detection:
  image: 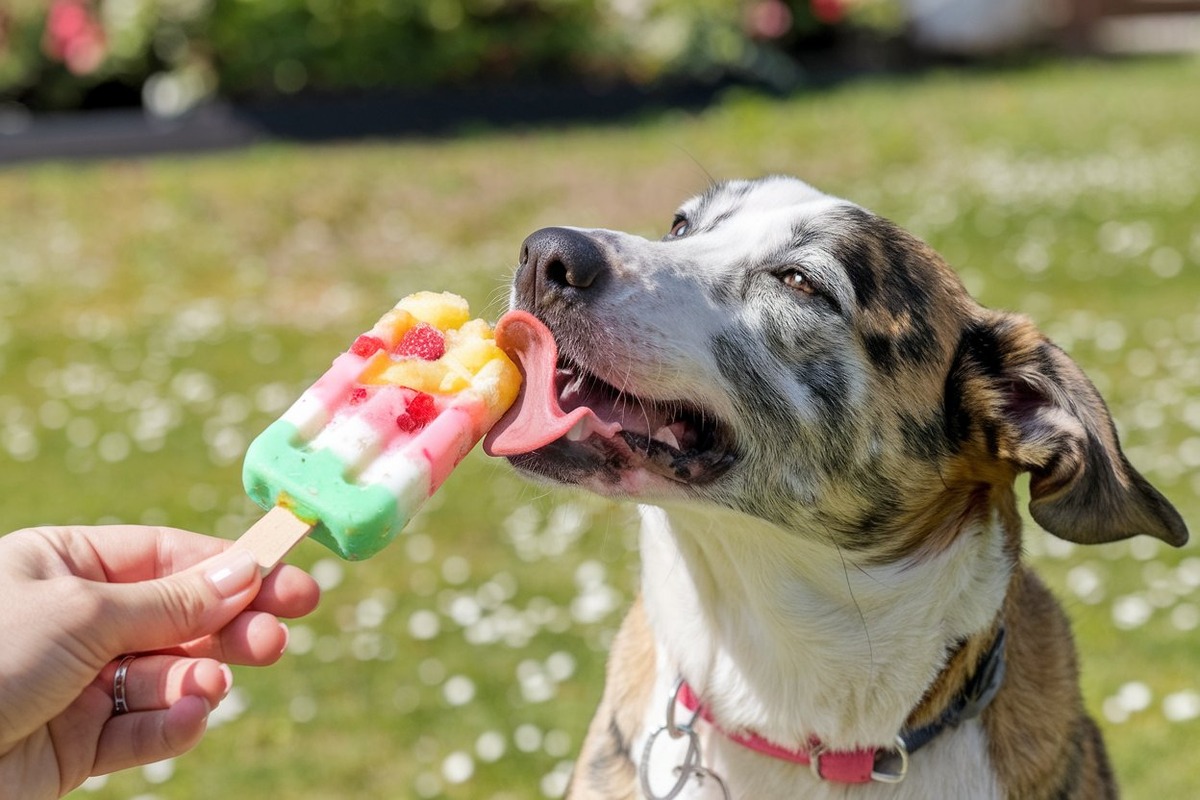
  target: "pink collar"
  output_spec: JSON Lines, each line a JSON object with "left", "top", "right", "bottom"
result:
{"left": 676, "top": 681, "right": 906, "bottom": 784}
{"left": 673, "top": 625, "right": 1007, "bottom": 785}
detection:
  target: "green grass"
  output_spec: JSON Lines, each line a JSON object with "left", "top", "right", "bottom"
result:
{"left": 1, "top": 55, "right": 1198, "bottom": 799}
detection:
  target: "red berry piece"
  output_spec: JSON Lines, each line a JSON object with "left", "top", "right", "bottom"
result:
{"left": 408, "top": 392, "right": 437, "bottom": 424}
{"left": 350, "top": 334, "right": 386, "bottom": 357}
{"left": 349, "top": 387, "right": 368, "bottom": 405}
{"left": 393, "top": 323, "right": 446, "bottom": 361}
{"left": 396, "top": 391, "right": 438, "bottom": 432}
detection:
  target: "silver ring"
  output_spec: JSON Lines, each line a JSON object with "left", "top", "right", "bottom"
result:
{"left": 112, "top": 655, "right": 136, "bottom": 715}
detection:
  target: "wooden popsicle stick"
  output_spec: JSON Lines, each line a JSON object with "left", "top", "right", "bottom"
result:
{"left": 237, "top": 505, "right": 315, "bottom": 575}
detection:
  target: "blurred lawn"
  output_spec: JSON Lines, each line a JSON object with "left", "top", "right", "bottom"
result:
{"left": 2, "top": 56, "right": 1198, "bottom": 799}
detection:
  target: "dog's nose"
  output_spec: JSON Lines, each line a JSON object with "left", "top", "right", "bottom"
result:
{"left": 518, "top": 227, "right": 608, "bottom": 302}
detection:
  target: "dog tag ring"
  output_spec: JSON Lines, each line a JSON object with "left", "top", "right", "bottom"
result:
{"left": 639, "top": 678, "right": 731, "bottom": 800}
{"left": 639, "top": 724, "right": 702, "bottom": 800}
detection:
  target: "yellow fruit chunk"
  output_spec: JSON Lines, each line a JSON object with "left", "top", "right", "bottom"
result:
{"left": 362, "top": 358, "right": 446, "bottom": 394}
{"left": 355, "top": 291, "right": 519, "bottom": 413}
{"left": 476, "top": 357, "right": 522, "bottom": 412}
{"left": 369, "top": 308, "right": 416, "bottom": 346}
{"left": 396, "top": 291, "right": 471, "bottom": 331}
{"left": 447, "top": 335, "right": 500, "bottom": 376}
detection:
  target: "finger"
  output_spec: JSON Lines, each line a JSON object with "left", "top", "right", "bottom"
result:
{"left": 165, "top": 611, "right": 291, "bottom": 666}
{"left": 96, "top": 655, "right": 233, "bottom": 713}
{"left": 42, "top": 527, "right": 319, "bottom": 608}
{"left": 93, "top": 696, "right": 211, "bottom": 776}
{"left": 39, "top": 525, "right": 231, "bottom": 583}
{"left": 250, "top": 563, "right": 321, "bottom": 618}
{"left": 94, "top": 548, "right": 261, "bottom": 656}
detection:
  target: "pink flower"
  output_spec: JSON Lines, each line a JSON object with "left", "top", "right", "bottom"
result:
{"left": 43, "top": 0, "right": 107, "bottom": 76}
{"left": 746, "top": 0, "right": 794, "bottom": 40}
{"left": 811, "top": 0, "right": 845, "bottom": 25}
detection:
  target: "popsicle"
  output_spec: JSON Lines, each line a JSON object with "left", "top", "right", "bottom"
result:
{"left": 238, "top": 291, "right": 521, "bottom": 568}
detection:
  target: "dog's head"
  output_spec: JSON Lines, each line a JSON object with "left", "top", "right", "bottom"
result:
{"left": 485, "top": 176, "right": 1187, "bottom": 557}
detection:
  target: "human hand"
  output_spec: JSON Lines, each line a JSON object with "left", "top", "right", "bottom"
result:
{"left": 0, "top": 525, "right": 321, "bottom": 799}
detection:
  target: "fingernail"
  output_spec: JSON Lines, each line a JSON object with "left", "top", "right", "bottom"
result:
{"left": 204, "top": 549, "right": 259, "bottom": 598}
{"left": 219, "top": 664, "right": 234, "bottom": 699}
{"left": 279, "top": 622, "right": 291, "bottom": 653}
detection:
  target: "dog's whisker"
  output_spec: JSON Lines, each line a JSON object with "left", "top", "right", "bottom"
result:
{"left": 834, "top": 540, "right": 877, "bottom": 683}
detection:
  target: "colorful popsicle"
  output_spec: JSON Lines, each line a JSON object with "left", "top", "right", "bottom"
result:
{"left": 238, "top": 291, "right": 521, "bottom": 567}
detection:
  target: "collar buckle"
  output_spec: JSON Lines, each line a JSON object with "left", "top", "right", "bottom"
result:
{"left": 868, "top": 736, "right": 909, "bottom": 784}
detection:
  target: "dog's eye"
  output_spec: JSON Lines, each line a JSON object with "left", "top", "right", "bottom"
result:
{"left": 668, "top": 216, "right": 690, "bottom": 238}
{"left": 780, "top": 269, "right": 817, "bottom": 296}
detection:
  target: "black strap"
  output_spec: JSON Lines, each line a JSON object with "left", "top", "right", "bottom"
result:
{"left": 900, "top": 625, "right": 1007, "bottom": 756}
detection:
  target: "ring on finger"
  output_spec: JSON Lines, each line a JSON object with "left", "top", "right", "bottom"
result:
{"left": 112, "top": 655, "right": 136, "bottom": 715}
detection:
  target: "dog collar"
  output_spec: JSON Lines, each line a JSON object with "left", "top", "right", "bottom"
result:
{"left": 675, "top": 626, "right": 1007, "bottom": 785}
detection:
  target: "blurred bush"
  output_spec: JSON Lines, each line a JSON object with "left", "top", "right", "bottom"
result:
{"left": 0, "top": 0, "right": 900, "bottom": 115}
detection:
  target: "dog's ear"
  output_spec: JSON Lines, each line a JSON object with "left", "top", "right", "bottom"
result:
{"left": 947, "top": 313, "right": 1188, "bottom": 547}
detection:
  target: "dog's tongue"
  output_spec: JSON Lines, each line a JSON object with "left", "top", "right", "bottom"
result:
{"left": 483, "top": 311, "right": 610, "bottom": 456}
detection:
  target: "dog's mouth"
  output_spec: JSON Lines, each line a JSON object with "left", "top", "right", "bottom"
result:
{"left": 482, "top": 311, "right": 735, "bottom": 487}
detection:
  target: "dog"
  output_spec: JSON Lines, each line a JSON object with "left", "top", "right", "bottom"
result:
{"left": 482, "top": 176, "right": 1189, "bottom": 798}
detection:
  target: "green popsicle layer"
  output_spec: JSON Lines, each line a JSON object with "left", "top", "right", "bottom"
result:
{"left": 243, "top": 419, "right": 404, "bottom": 560}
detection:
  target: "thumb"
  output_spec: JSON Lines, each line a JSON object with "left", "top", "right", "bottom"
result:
{"left": 96, "top": 547, "right": 262, "bottom": 656}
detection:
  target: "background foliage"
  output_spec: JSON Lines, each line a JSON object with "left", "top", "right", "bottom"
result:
{"left": 0, "top": 55, "right": 1197, "bottom": 799}
{"left": 0, "top": 0, "right": 880, "bottom": 113}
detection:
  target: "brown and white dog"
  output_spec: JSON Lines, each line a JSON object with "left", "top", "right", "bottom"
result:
{"left": 483, "top": 176, "right": 1189, "bottom": 799}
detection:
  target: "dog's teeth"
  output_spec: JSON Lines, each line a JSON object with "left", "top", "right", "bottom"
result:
{"left": 653, "top": 425, "right": 681, "bottom": 450}
{"left": 556, "top": 369, "right": 583, "bottom": 399}
{"left": 567, "top": 418, "right": 589, "bottom": 441}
